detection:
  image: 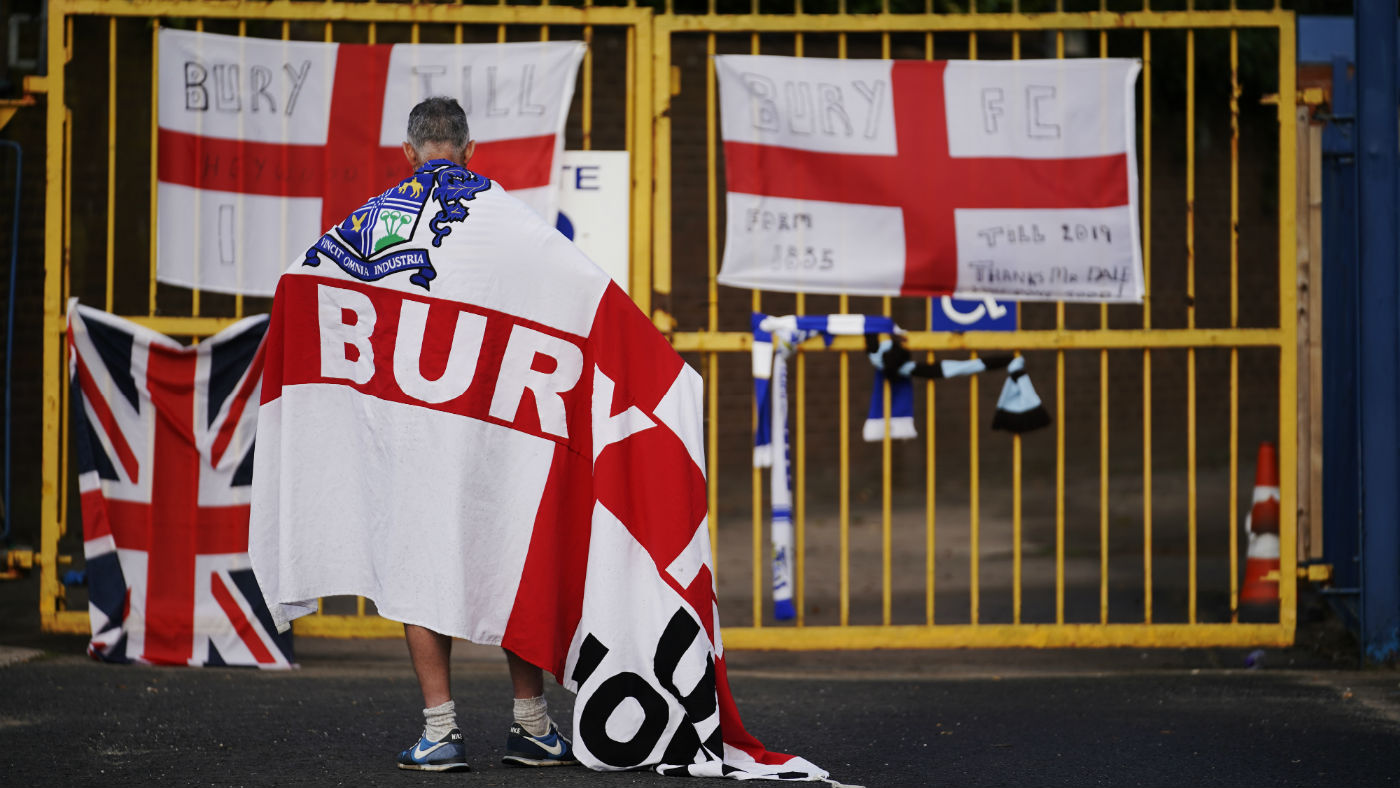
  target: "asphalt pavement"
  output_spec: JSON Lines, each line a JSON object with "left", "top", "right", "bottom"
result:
{"left": 3, "top": 575, "right": 1398, "bottom": 787}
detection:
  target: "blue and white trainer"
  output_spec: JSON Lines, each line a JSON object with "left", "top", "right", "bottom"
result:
{"left": 501, "top": 721, "right": 577, "bottom": 767}
{"left": 397, "top": 728, "right": 470, "bottom": 772}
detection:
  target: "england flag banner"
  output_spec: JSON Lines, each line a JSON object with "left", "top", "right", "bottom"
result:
{"left": 716, "top": 55, "right": 1143, "bottom": 303}
{"left": 67, "top": 301, "right": 293, "bottom": 668}
{"left": 157, "top": 29, "right": 583, "bottom": 298}
{"left": 250, "top": 159, "right": 828, "bottom": 780}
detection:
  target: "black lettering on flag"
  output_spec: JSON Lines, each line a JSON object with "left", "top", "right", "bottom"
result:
{"left": 249, "top": 65, "right": 276, "bottom": 113}
{"left": 184, "top": 62, "right": 208, "bottom": 111}
{"left": 571, "top": 633, "right": 610, "bottom": 686}
{"left": 652, "top": 609, "right": 717, "bottom": 722}
{"left": 579, "top": 672, "right": 670, "bottom": 768}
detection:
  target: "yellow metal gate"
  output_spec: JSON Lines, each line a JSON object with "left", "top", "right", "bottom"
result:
{"left": 35, "top": 1, "right": 1299, "bottom": 649}
{"left": 654, "top": 5, "right": 1298, "bottom": 649}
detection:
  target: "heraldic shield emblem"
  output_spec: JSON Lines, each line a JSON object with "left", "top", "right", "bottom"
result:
{"left": 303, "top": 160, "right": 492, "bottom": 291}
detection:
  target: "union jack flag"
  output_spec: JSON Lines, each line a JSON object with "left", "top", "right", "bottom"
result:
{"left": 67, "top": 301, "right": 292, "bottom": 668}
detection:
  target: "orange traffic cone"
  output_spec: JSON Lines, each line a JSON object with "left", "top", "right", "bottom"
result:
{"left": 1241, "top": 441, "right": 1281, "bottom": 605}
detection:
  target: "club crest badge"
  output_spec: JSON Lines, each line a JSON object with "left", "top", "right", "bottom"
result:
{"left": 303, "top": 161, "right": 492, "bottom": 290}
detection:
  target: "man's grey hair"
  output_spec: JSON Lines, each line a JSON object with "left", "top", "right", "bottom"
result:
{"left": 406, "top": 96, "right": 470, "bottom": 151}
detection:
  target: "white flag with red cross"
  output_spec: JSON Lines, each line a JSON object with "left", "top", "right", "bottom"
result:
{"left": 156, "top": 29, "right": 583, "bottom": 298}
{"left": 716, "top": 54, "right": 1143, "bottom": 303}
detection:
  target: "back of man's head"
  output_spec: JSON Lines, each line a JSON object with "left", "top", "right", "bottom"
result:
{"left": 407, "top": 97, "right": 470, "bottom": 154}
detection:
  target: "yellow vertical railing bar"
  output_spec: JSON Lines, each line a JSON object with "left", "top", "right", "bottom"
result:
{"left": 882, "top": 377, "right": 892, "bottom": 626}
{"left": 632, "top": 15, "right": 653, "bottom": 320}
{"left": 926, "top": 303, "right": 936, "bottom": 626}
{"left": 1186, "top": 24, "right": 1198, "bottom": 624}
{"left": 1013, "top": 431, "right": 1022, "bottom": 625}
{"left": 796, "top": 343, "right": 806, "bottom": 627}
{"left": 1011, "top": 26, "right": 1025, "bottom": 619}
{"left": 705, "top": 31, "right": 719, "bottom": 574}
{"left": 924, "top": 36, "right": 935, "bottom": 627}
{"left": 1099, "top": 0, "right": 1110, "bottom": 627}
{"left": 1013, "top": 4, "right": 1036, "bottom": 629}
{"left": 235, "top": 18, "right": 247, "bottom": 320}
{"left": 970, "top": 366, "right": 980, "bottom": 625}
{"left": 1141, "top": 28, "right": 1153, "bottom": 625}
{"left": 1229, "top": 26, "right": 1241, "bottom": 621}
{"left": 1011, "top": 0, "right": 1021, "bottom": 59}
{"left": 840, "top": 341, "right": 850, "bottom": 627}
{"left": 707, "top": 352, "right": 719, "bottom": 573}
{"left": 752, "top": 395, "right": 763, "bottom": 628}
{"left": 105, "top": 18, "right": 116, "bottom": 312}
{"left": 624, "top": 22, "right": 634, "bottom": 158}
{"left": 968, "top": 31, "right": 978, "bottom": 628}
{"left": 1053, "top": 351, "right": 1065, "bottom": 623}
{"left": 1277, "top": 17, "right": 1299, "bottom": 635}
{"left": 836, "top": 31, "right": 849, "bottom": 628}
{"left": 794, "top": 24, "right": 807, "bottom": 624}
{"left": 743, "top": 24, "right": 762, "bottom": 630}
{"left": 149, "top": 20, "right": 160, "bottom": 316}
{"left": 880, "top": 291, "right": 891, "bottom": 627}
{"left": 191, "top": 17, "right": 203, "bottom": 320}
{"left": 59, "top": 101, "right": 72, "bottom": 545}
{"left": 1100, "top": 349, "right": 1110, "bottom": 624}
{"left": 41, "top": 0, "right": 70, "bottom": 627}
{"left": 1053, "top": 25, "right": 1067, "bottom": 626}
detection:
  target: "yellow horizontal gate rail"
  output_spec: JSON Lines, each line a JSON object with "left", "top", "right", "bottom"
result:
{"left": 38, "top": 0, "right": 653, "bottom": 637}
{"left": 654, "top": 7, "right": 1298, "bottom": 649}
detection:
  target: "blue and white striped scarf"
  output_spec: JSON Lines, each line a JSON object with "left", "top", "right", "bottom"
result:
{"left": 751, "top": 313, "right": 1050, "bottom": 620}
{"left": 751, "top": 314, "right": 897, "bottom": 620}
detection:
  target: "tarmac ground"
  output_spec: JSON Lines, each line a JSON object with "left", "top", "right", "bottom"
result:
{"left": 2, "top": 570, "right": 1399, "bottom": 788}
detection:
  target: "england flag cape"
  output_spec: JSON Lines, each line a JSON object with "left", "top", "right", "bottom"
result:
{"left": 249, "top": 159, "right": 827, "bottom": 779}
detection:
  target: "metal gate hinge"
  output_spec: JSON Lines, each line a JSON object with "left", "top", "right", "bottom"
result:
{"left": 1261, "top": 564, "right": 1332, "bottom": 583}
{"left": 1260, "top": 88, "right": 1329, "bottom": 107}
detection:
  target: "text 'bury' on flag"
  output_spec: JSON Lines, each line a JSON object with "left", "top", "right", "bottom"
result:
{"left": 156, "top": 29, "right": 584, "bottom": 298}
{"left": 715, "top": 54, "right": 1144, "bottom": 303}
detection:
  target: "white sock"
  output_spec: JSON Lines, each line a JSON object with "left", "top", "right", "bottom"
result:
{"left": 513, "top": 695, "right": 550, "bottom": 737}
{"left": 423, "top": 699, "right": 457, "bottom": 742}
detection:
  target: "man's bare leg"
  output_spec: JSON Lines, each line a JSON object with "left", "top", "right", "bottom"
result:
{"left": 398, "top": 624, "right": 468, "bottom": 770}
{"left": 405, "top": 624, "right": 453, "bottom": 707}
{"left": 502, "top": 648, "right": 575, "bottom": 766}
{"left": 504, "top": 648, "right": 544, "bottom": 699}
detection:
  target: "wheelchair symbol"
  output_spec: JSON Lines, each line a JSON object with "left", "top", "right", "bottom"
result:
{"left": 940, "top": 296, "right": 1009, "bottom": 326}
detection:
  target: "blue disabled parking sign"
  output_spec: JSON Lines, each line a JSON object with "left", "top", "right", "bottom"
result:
{"left": 930, "top": 297, "right": 1018, "bottom": 332}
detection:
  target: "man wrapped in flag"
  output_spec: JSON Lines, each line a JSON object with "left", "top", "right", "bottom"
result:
{"left": 249, "top": 97, "right": 828, "bottom": 780}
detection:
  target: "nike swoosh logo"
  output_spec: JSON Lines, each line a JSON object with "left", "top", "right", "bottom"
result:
{"left": 534, "top": 736, "right": 565, "bottom": 757}
{"left": 412, "top": 740, "right": 448, "bottom": 760}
